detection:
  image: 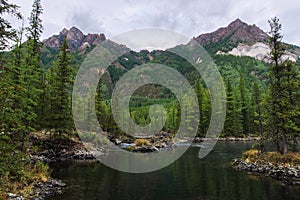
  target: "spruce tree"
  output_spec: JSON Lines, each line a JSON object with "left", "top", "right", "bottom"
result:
{"left": 224, "top": 79, "right": 235, "bottom": 136}
{"left": 50, "top": 37, "right": 74, "bottom": 136}
{"left": 252, "top": 82, "right": 265, "bottom": 153}
{"left": 239, "top": 73, "right": 249, "bottom": 135}
{"left": 26, "top": 0, "right": 44, "bottom": 128}
{"left": 0, "top": 0, "right": 22, "bottom": 131}
{"left": 0, "top": 1, "right": 29, "bottom": 184}
{"left": 27, "top": 0, "right": 43, "bottom": 57}
{"left": 195, "top": 81, "right": 210, "bottom": 137}
{"left": 0, "top": 0, "right": 22, "bottom": 51}
{"left": 0, "top": 0, "right": 23, "bottom": 139}
{"left": 281, "top": 60, "right": 300, "bottom": 152}
{"left": 266, "top": 17, "right": 300, "bottom": 154}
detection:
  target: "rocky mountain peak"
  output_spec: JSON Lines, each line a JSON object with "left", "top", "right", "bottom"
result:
{"left": 60, "top": 28, "right": 69, "bottom": 35}
{"left": 194, "top": 19, "right": 269, "bottom": 49}
{"left": 228, "top": 18, "right": 246, "bottom": 29}
{"left": 69, "top": 27, "right": 82, "bottom": 33}
{"left": 43, "top": 27, "right": 106, "bottom": 51}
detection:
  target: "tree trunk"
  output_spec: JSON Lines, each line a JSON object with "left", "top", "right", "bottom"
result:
{"left": 292, "top": 137, "right": 298, "bottom": 152}
{"left": 257, "top": 98, "right": 265, "bottom": 153}
{"left": 282, "top": 132, "right": 288, "bottom": 154}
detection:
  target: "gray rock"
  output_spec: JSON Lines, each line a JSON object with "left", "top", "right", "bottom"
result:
{"left": 7, "top": 193, "right": 25, "bottom": 200}
{"left": 231, "top": 158, "right": 300, "bottom": 186}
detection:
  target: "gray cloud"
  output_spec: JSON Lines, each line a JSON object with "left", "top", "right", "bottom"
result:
{"left": 10, "top": 0, "right": 300, "bottom": 46}
{"left": 66, "top": 9, "right": 105, "bottom": 34}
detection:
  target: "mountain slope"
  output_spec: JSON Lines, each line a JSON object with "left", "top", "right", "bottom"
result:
{"left": 193, "top": 18, "right": 300, "bottom": 62}
{"left": 40, "top": 20, "right": 299, "bottom": 99}
{"left": 194, "top": 18, "right": 269, "bottom": 53}
{"left": 43, "top": 27, "right": 106, "bottom": 51}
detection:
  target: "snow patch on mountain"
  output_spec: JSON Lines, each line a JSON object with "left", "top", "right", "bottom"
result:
{"left": 217, "top": 42, "right": 298, "bottom": 62}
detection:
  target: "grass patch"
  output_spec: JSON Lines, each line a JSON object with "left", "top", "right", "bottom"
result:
{"left": 0, "top": 162, "right": 51, "bottom": 199}
{"left": 134, "top": 139, "right": 151, "bottom": 146}
{"left": 242, "top": 149, "right": 300, "bottom": 167}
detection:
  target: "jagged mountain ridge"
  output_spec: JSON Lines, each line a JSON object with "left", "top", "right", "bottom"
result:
{"left": 42, "top": 19, "right": 300, "bottom": 62}
{"left": 43, "top": 27, "right": 106, "bottom": 51}
{"left": 40, "top": 19, "right": 299, "bottom": 99}
{"left": 193, "top": 18, "right": 299, "bottom": 61}
{"left": 43, "top": 18, "right": 270, "bottom": 54}
{"left": 195, "top": 18, "right": 268, "bottom": 48}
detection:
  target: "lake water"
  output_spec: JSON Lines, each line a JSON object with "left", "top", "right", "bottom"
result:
{"left": 48, "top": 142, "right": 300, "bottom": 200}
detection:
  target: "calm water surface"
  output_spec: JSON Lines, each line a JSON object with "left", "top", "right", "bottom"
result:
{"left": 48, "top": 142, "right": 300, "bottom": 200}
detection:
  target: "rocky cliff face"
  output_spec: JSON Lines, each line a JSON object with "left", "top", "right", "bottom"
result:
{"left": 194, "top": 18, "right": 299, "bottom": 62}
{"left": 43, "top": 27, "right": 106, "bottom": 51}
{"left": 195, "top": 18, "right": 268, "bottom": 46}
{"left": 217, "top": 42, "right": 298, "bottom": 62}
{"left": 43, "top": 20, "right": 299, "bottom": 63}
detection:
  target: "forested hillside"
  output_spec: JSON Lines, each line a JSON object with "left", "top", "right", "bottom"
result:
{"left": 1, "top": 0, "right": 300, "bottom": 198}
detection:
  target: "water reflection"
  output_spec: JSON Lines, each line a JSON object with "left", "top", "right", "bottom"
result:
{"left": 48, "top": 142, "right": 300, "bottom": 200}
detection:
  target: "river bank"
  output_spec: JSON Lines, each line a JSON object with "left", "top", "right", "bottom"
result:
{"left": 7, "top": 133, "right": 260, "bottom": 199}
{"left": 28, "top": 132, "right": 261, "bottom": 162}
{"left": 46, "top": 141, "right": 300, "bottom": 200}
{"left": 231, "top": 150, "right": 300, "bottom": 186}
{"left": 7, "top": 179, "right": 65, "bottom": 200}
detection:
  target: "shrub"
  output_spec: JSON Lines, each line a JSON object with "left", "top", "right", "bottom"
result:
{"left": 134, "top": 139, "right": 150, "bottom": 146}
{"left": 242, "top": 149, "right": 300, "bottom": 167}
{"left": 81, "top": 132, "right": 109, "bottom": 146}
{"left": 242, "top": 149, "right": 259, "bottom": 161}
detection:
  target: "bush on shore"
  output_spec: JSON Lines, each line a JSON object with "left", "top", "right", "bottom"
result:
{"left": 134, "top": 139, "right": 151, "bottom": 146}
{"left": 0, "top": 161, "right": 50, "bottom": 199}
{"left": 242, "top": 149, "right": 300, "bottom": 166}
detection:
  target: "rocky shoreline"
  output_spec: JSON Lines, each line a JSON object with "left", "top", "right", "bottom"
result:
{"left": 10, "top": 134, "right": 260, "bottom": 199}
{"left": 6, "top": 135, "right": 100, "bottom": 200}
{"left": 231, "top": 158, "right": 300, "bottom": 186}
{"left": 29, "top": 137, "right": 260, "bottom": 163}
{"left": 29, "top": 135, "right": 260, "bottom": 163}
{"left": 7, "top": 179, "right": 65, "bottom": 200}
{"left": 29, "top": 148, "right": 101, "bottom": 163}
{"left": 29, "top": 134, "right": 103, "bottom": 163}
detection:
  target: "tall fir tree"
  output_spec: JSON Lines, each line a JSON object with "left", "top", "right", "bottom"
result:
{"left": 0, "top": 0, "right": 22, "bottom": 51}
{"left": 0, "top": 1, "right": 31, "bottom": 184}
{"left": 0, "top": 0, "right": 22, "bottom": 131}
{"left": 27, "top": 0, "right": 43, "bottom": 57}
{"left": 239, "top": 72, "right": 250, "bottom": 135}
{"left": 280, "top": 60, "right": 300, "bottom": 152}
{"left": 252, "top": 82, "right": 265, "bottom": 153}
{"left": 50, "top": 37, "right": 74, "bottom": 136}
{"left": 265, "top": 17, "right": 300, "bottom": 154}
{"left": 224, "top": 79, "right": 235, "bottom": 136}
{"left": 26, "top": 0, "right": 44, "bottom": 128}
{"left": 195, "top": 80, "right": 210, "bottom": 137}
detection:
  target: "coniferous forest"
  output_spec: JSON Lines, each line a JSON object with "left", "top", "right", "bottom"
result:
{"left": 0, "top": 0, "right": 300, "bottom": 199}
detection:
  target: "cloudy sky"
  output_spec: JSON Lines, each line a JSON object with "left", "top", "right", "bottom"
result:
{"left": 10, "top": 0, "right": 300, "bottom": 45}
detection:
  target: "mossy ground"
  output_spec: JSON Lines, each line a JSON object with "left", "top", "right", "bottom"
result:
{"left": 243, "top": 149, "right": 300, "bottom": 167}
{"left": 0, "top": 162, "right": 51, "bottom": 199}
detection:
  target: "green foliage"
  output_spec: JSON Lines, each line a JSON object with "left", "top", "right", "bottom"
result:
{"left": 0, "top": 0, "right": 22, "bottom": 51}
{"left": 195, "top": 81, "right": 211, "bottom": 136}
{"left": 2, "top": 5, "right": 300, "bottom": 197}
{"left": 45, "top": 37, "right": 74, "bottom": 136}
{"left": 26, "top": 0, "right": 45, "bottom": 130}
{"left": 0, "top": 135, "right": 28, "bottom": 181}
{"left": 204, "top": 32, "right": 238, "bottom": 54}
{"left": 80, "top": 132, "right": 109, "bottom": 146}
{"left": 264, "top": 17, "right": 300, "bottom": 154}
{"left": 243, "top": 149, "right": 300, "bottom": 166}
{"left": 0, "top": 2, "right": 51, "bottom": 196}
{"left": 239, "top": 73, "right": 250, "bottom": 135}
{"left": 223, "top": 79, "right": 242, "bottom": 136}
{"left": 213, "top": 54, "right": 268, "bottom": 87}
